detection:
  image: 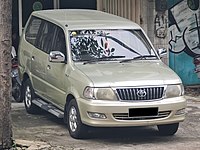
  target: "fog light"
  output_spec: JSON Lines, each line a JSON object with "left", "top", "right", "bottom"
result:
{"left": 88, "top": 112, "right": 107, "bottom": 119}
{"left": 175, "top": 108, "right": 186, "bottom": 115}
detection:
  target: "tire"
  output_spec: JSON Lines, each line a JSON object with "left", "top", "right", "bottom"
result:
{"left": 13, "top": 81, "right": 22, "bottom": 102}
{"left": 67, "top": 99, "right": 88, "bottom": 139}
{"left": 23, "top": 79, "right": 40, "bottom": 114}
{"left": 157, "top": 123, "right": 179, "bottom": 136}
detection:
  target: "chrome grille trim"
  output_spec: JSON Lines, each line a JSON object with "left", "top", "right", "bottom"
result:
{"left": 113, "top": 111, "right": 171, "bottom": 120}
{"left": 115, "top": 86, "right": 165, "bottom": 101}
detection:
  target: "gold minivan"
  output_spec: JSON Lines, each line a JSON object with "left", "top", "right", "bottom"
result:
{"left": 18, "top": 9, "right": 186, "bottom": 139}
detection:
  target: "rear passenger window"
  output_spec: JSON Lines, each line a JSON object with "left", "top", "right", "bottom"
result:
{"left": 25, "top": 17, "right": 42, "bottom": 46}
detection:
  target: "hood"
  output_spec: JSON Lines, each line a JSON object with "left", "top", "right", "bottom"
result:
{"left": 74, "top": 61, "right": 181, "bottom": 87}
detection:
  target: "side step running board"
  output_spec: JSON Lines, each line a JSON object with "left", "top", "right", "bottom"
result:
{"left": 32, "top": 98, "right": 64, "bottom": 118}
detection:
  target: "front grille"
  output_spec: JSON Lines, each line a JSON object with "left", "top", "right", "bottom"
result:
{"left": 116, "top": 87, "right": 164, "bottom": 101}
{"left": 113, "top": 111, "right": 171, "bottom": 120}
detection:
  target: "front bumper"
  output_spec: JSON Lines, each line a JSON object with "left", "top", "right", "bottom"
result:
{"left": 77, "top": 96, "right": 186, "bottom": 127}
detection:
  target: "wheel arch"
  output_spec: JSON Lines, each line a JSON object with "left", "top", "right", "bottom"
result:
{"left": 66, "top": 94, "right": 75, "bottom": 108}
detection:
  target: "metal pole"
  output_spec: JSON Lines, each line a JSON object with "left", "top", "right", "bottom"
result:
{"left": 18, "top": 0, "right": 22, "bottom": 36}
{"left": 54, "top": 0, "right": 60, "bottom": 9}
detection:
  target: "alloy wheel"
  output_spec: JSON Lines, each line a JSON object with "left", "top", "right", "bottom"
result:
{"left": 25, "top": 86, "right": 32, "bottom": 108}
{"left": 69, "top": 106, "right": 78, "bottom": 132}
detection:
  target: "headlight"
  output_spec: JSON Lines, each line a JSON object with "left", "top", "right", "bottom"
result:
{"left": 83, "top": 87, "right": 118, "bottom": 100}
{"left": 165, "top": 84, "right": 184, "bottom": 98}
{"left": 83, "top": 87, "right": 94, "bottom": 99}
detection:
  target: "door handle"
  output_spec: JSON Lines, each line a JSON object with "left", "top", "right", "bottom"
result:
{"left": 31, "top": 56, "right": 35, "bottom": 61}
{"left": 47, "top": 65, "right": 51, "bottom": 70}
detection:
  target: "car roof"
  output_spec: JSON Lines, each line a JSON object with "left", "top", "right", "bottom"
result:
{"left": 31, "top": 9, "right": 141, "bottom": 30}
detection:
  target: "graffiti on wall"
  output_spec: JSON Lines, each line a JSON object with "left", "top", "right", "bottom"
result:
{"left": 168, "top": 0, "right": 200, "bottom": 82}
{"left": 154, "top": 0, "right": 168, "bottom": 38}
{"left": 154, "top": 13, "right": 168, "bottom": 38}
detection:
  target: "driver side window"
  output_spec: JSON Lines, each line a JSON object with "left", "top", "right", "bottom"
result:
{"left": 51, "top": 27, "right": 67, "bottom": 56}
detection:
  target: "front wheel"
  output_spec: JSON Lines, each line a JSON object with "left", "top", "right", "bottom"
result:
{"left": 67, "top": 99, "right": 88, "bottom": 139}
{"left": 157, "top": 123, "right": 179, "bottom": 136}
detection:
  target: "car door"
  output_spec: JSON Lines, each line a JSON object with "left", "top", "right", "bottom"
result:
{"left": 31, "top": 20, "right": 56, "bottom": 98}
{"left": 29, "top": 17, "right": 46, "bottom": 96}
{"left": 45, "top": 26, "right": 68, "bottom": 108}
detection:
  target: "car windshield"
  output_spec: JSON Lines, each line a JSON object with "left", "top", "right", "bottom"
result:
{"left": 69, "top": 29, "right": 158, "bottom": 62}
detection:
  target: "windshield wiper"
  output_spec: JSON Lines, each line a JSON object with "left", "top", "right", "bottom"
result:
{"left": 83, "top": 55, "right": 125, "bottom": 65}
{"left": 120, "top": 55, "right": 158, "bottom": 63}
{"left": 103, "top": 35, "right": 141, "bottom": 56}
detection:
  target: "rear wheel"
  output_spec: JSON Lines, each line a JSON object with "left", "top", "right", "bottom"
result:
{"left": 67, "top": 99, "right": 88, "bottom": 139}
{"left": 12, "top": 81, "right": 22, "bottom": 102}
{"left": 157, "top": 123, "right": 179, "bottom": 136}
{"left": 23, "top": 79, "right": 40, "bottom": 114}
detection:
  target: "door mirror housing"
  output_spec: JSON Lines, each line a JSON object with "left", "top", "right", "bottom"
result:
{"left": 49, "top": 51, "right": 66, "bottom": 63}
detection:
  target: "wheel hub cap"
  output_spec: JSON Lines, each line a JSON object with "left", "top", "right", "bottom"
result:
{"left": 25, "top": 86, "right": 32, "bottom": 108}
{"left": 69, "top": 106, "right": 78, "bottom": 132}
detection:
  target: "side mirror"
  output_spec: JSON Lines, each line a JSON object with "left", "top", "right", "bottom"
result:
{"left": 157, "top": 48, "right": 167, "bottom": 57}
{"left": 49, "top": 51, "right": 66, "bottom": 63}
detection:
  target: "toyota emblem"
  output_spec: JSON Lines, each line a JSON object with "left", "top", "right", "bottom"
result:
{"left": 137, "top": 89, "right": 147, "bottom": 97}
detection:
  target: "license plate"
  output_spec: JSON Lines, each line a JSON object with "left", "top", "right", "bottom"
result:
{"left": 129, "top": 108, "right": 158, "bottom": 117}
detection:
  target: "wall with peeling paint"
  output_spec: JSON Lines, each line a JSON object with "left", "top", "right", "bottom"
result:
{"left": 168, "top": 0, "right": 200, "bottom": 85}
